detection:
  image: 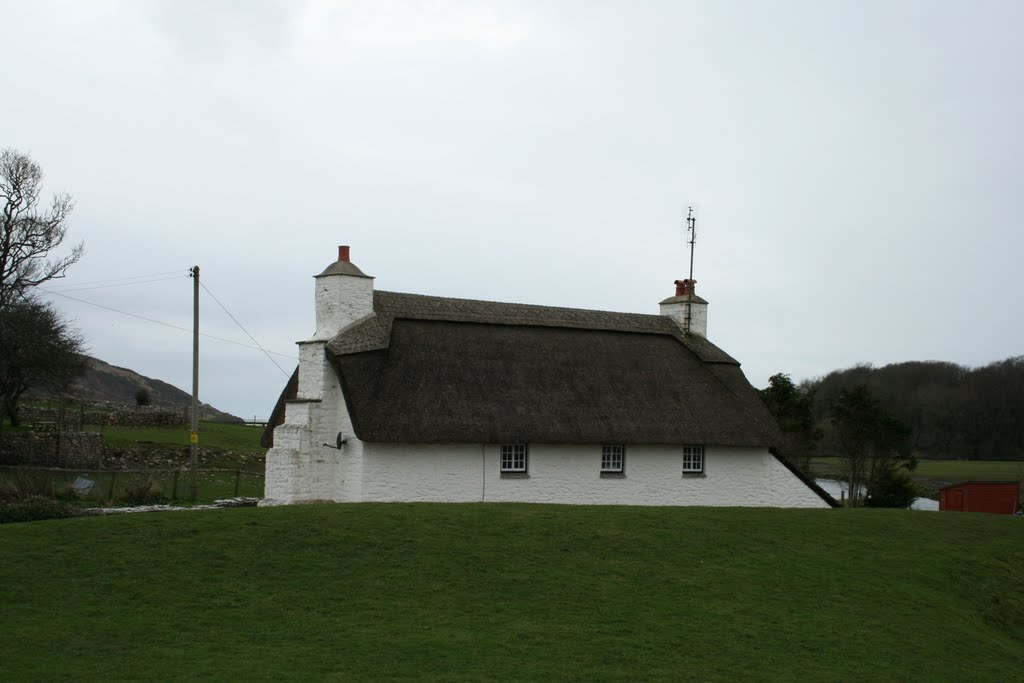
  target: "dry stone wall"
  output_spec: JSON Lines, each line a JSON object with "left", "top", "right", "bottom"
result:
{"left": 103, "top": 406, "right": 188, "bottom": 427}
{"left": 0, "top": 432, "right": 104, "bottom": 468}
{"left": 18, "top": 402, "right": 188, "bottom": 428}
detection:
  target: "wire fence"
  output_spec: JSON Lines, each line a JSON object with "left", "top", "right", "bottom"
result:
{"left": 0, "top": 465, "right": 264, "bottom": 504}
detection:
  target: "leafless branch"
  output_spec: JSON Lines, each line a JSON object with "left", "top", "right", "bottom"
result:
{"left": 0, "top": 148, "right": 83, "bottom": 307}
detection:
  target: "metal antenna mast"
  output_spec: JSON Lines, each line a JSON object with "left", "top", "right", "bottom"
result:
{"left": 686, "top": 206, "right": 696, "bottom": 282}
{"left": 684, "top": 206, "right": 697, "bottom": 334}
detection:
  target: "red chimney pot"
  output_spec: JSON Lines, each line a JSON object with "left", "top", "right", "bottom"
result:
{"left": 339, "top": 245, "right": 350, "bottom": 262}
{"left": 674, "top": 278, "right": 696, "bottom": 296}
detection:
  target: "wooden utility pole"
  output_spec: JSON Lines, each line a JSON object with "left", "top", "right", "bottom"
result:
{"left": 189, "top": 266, "right": 200, "bottom": 501}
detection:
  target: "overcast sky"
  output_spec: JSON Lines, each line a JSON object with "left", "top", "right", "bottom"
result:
{"left": 3, "top": 0, "right": 1022, "bottom": 420}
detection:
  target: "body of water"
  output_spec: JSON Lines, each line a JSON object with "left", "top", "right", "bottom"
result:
{"left": 815, "top": 478, "right": 939, "bottom": 511}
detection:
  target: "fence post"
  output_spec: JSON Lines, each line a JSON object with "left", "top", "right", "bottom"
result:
{"left": 107, "top": 471, "right": 117, "bottom": 501}
{"left": 171, "top": 470, "right": 179, "bottom": 501}
{"left": 234, "top": 468, "right": 241, "bottom": 497}
{"left": 56, "top": 404, "right": 64, "bottom": 467}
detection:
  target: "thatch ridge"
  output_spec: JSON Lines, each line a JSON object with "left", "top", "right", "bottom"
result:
{"left": 331, "top": 290, "right": 738, "bottom": 364}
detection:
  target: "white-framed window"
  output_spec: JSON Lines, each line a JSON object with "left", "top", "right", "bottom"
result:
{"left": 500, "top": 443, "right": 528, "bottom": 473}
{"left": 682, "top": 445, "right": 704, "bottom": 474}
{"left": 601, "top": 444, "right": 625, "bottom": 474}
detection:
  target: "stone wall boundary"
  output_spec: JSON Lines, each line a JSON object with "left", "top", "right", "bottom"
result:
{"left": 0, "top": 432, "right": 104, "bottom": 468}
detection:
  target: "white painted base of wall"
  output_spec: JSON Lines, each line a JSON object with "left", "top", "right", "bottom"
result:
{"left": 263, "top": 442, "right": 830, "bottom": 509}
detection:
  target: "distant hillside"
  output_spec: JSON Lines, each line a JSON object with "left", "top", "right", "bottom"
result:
{"left": 59, "top": 356, "right": 243, "bottom": 423}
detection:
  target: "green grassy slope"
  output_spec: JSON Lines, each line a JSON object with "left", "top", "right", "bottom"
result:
{"left": 99, "top": 420, "right": 265, "bottom": 452}
{"left": 814, "top": 457, "right": 1024, "bottom": 486}
{"left": 1, "top": 505, "right": 1021, "bottom": 681}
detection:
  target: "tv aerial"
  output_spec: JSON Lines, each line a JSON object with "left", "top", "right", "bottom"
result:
{"left": 685, "top": 205, "right": 696, "bottom": 283}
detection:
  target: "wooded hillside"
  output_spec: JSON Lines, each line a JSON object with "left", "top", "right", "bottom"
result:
{"left": 803, "top": 357, "right": 1024, "bottom": 460}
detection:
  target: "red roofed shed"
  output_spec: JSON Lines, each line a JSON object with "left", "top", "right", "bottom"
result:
{"left": 939, "top": 481, "right": 1021, "bottom": 515}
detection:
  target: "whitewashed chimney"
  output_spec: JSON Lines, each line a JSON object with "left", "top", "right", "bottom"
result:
{"left": 312, "top": 245, "right": 374, "bottom": 341}
{"left": 265, "top": 246, "right": 373, "bottom": 506}
{"left": 295, "top": 245, "right": 375, "bottom": 402}
{"left": 659, "top": 279, "right": 708, "bottom": 337}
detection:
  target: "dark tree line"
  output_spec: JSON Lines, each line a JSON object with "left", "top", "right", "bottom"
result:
{"left": 802, "top": 358, "right": 1024, "bottom": 460}
{"left": 826, "top": 385, "right": 914, "bottom": 507}
{"left": 760, "top": 373, "right": 820, "bottom": 475}
{"left": 0, "top": 300, "right": 86, "bottom": 423}
{"left": 761, "top": 373, "right": 916, "bottom": 507}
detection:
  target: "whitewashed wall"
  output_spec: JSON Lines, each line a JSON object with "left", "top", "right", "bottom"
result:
{"left": 313, "top": 274, "right": 373, "bottom": 341}
{"left": 357, "top": 443, "right": 830, "bottom": 508}
{"left": 262, "top": 341, "right": 366, "bottom": 506}
{"left": 660, "top": 300, "right": 708, "bottom": 338}
{"left": 361, "top": 444, "right": 484, "bottom": 502}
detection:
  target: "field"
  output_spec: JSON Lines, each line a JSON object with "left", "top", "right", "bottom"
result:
{"left": 813, "top": 457, "right": 1024, "bottom": 488}
{"left": 89, "top": 420, "right": 266, "bottom": 458}
{"left": 907, "top": 459, "right": 1024, "bottom": 482}
{"left": 1, "top": 504, "right": 1022, "bottom": 680}
{"left": 5, "top": 408, "right": 264, "bottom": 448}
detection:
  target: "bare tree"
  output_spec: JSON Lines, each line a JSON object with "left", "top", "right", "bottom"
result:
{"left": 1, "top": 148, "right": 83, "bottom": 308}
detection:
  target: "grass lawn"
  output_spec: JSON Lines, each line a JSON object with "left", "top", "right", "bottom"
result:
{"left": 1, "top": 504, "right": 1022, "bottom": 680}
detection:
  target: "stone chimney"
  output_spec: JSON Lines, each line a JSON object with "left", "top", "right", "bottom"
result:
{"left": 659, "top": 278, "right": 708, "bottom": 337}
{"left": 312, "top": 245, "right": 374, "bottom": 341}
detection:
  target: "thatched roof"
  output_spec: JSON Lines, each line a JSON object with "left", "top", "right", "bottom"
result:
{"left": 280, "top": 290, "right": 779, "bottom": 447}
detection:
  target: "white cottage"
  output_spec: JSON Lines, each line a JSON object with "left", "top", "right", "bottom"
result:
{"left": 261, "top": 246, "right": 835, "bottom": 508}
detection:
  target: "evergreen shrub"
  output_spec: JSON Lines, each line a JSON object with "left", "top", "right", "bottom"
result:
{"left": 0, "top": 495, "right": 78, "bottom": 524}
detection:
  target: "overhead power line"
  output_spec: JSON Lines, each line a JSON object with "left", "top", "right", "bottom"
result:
{"left": 43, "top": 270, "right": 187, "bottom": 291}
{"left": 44, "top": 275, "right": 184, "bottom": 293}
{"left": 38, "top": 287, "right": 298, "bottom": 361}
{"left": 199, "top": 280, "right": 291, "bottom": 377}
